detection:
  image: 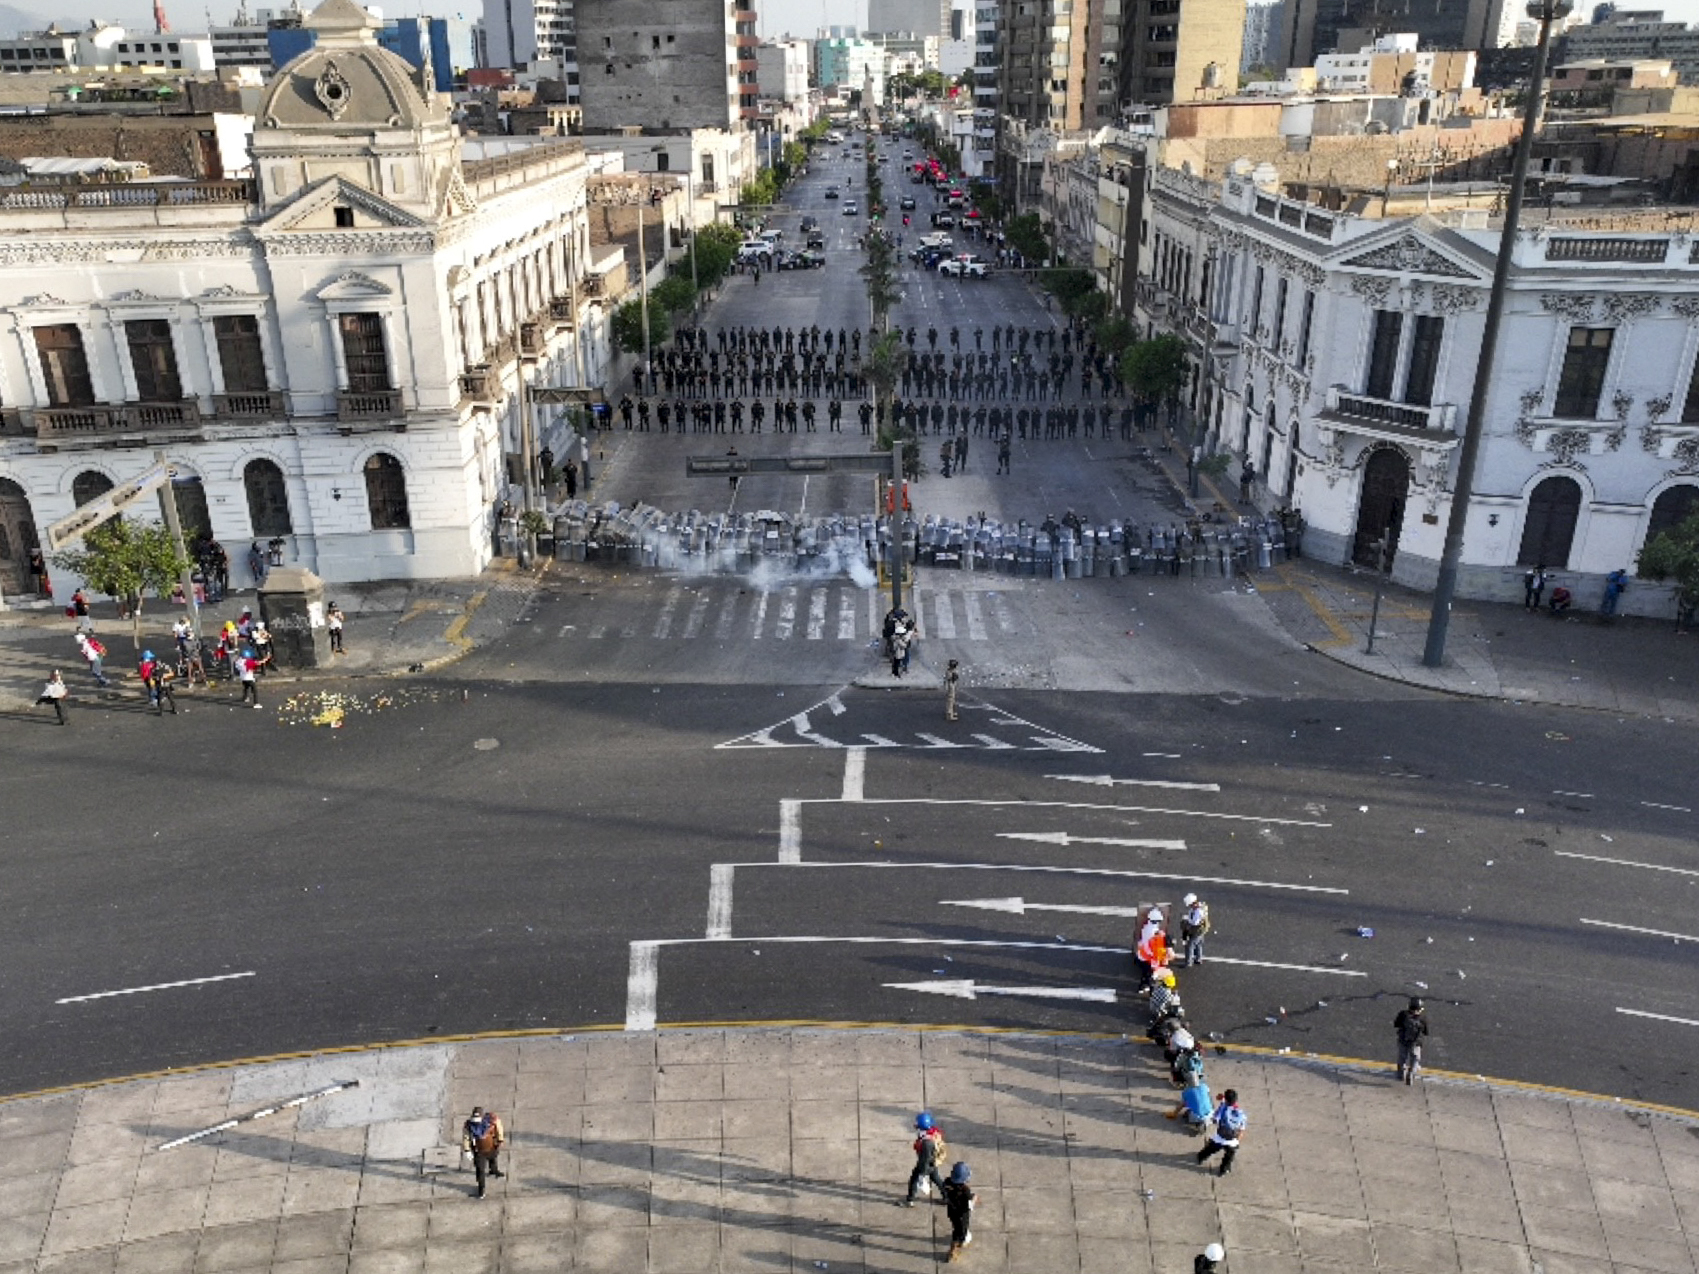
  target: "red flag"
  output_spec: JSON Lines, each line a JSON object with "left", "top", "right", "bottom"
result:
{"left": 153, "top": 0, "right": 170, "bottom": 32}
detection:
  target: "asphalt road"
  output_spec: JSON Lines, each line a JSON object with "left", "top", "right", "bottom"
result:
{"left": 6, "top": 131, "right": 1698, "bottom": 1112}
{"left": 6, "top": 671, "right": 1699, "bottom": 1110}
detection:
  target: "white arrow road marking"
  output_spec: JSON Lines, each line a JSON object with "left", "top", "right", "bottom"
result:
{"left": 1047, "top": 774, "right": 1222, "bottom": 792}
{"left": 625, "top": 936, "right": 1128, "bottom": 1031}
{"left": 718, "top": 693, "right": 1101, "bottom": 753}
{"left": 943, "top": 897, "right": 1148, "bottom": 917}
{"left": 1617, "top": 1007, "right": 1699, "bottom": 1028}
{"left": 1582, "top": 918, "right": 1699, "bottom": 943}
{"left": 884, "top": 979, "right": 1117, "bottom": 1002}
{"left": 56, "top": 971, "right": 256, "bottom": 1005}
{"left": 999, "top": 831, "right": 1187, "bottom": 850}
{"left": 736, "top": 862, "right": 1348, "bottom": 894}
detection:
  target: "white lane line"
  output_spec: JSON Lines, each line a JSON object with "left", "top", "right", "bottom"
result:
{"left": 1467, "top": 780, "right": 1509, "bottom": 789}
{"left": 1642, "top": 801, "right": 1693, "bottom": 813}
{"left": 752, "top": 590, "right": 769, "bottom": 638}
{"left": 714, "top": 594, "right": 737, "bottom": 642}
{"left": 727, "top": 860, "right": 1348, "bottom": 894}
{"left": 707, "top": 864, "right": 734, "bottom": 940}
{"left": 588, "top": 622, "right": 608, "bottom": 639}
{"left": 1555, "top": 851, "right": 1699, "bottom": 878}
{"left": 1553, "top": 790, "right": 1594, "bottom": 799}
{"left": 1198, "top": 956, "right": 1366, "bottom": 978}
{"left": 933, "top": 591, "right": 957, "bottom": 639}
{"left": 158, "top": 1080, "right": 360, "bottom": 1152}
{"left": 838, "top": 591, "right": 857, "bottom": 639}
{"left": 963, "top": 592, "right": 987, "bottom": 641}
{"left": 824, "top": 798, "right": 1325, "bottom": 827}
{"left": 779, "top": 799, "right": 802, "bottom": 863}
{"left": 57, "top": 971, "right": 256, "bottom": 1005}
{"left": 1582, "top": 918, "right": 1699, "bottom": 943}
{"left": 1617, "top": 1007, "right": 1699, "bottom": 1028}
{"left": 842, "top": 747, "right": 867, "bottom": 802}
{"left": 1143, "top": 752, "right": 1182, "bottom": 759}
{"left": 653, "top": 585, "right": 683, "bottom": 639}
{"left": 887, "top": 979, "right": 1117, "bottom": 1002}
{"left": 626, "top": 942, "right": 660, "bottom": 1030}
{"left": 807, "top": 589, "right": 827, "bottom": 640}
{"left": 681, "top": 592, "right": 711, "bottom": 639}
{"left": 775, "top": 587, "right": 797, "bottom": 640}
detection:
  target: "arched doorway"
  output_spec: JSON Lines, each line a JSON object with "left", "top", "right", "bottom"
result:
{"left": 1285, "top": 421, "right": 1300, "bottom": 503}
{"left": 1518, "top": 475, "right": 1582, "bottom": 568}
{"left": 243, "top": 459, "right": 293, "bottom": 537}
{"left": 1644, "top": 484, "right": 1699, "bottom": 555}
{"left": 161, "top": 474, "right": 212, "bottom": 542}
{"left": 0, "top": 478, "right": 41, "bottom": 598}
{"left": 72, "top": 470, "right": 114, "bottom": 507}
{"left": 1260, "top": 403, "right": 1276, "bottom": 479}
{"left": 1352, "top": 447, "right": 1410, "bottom": 570}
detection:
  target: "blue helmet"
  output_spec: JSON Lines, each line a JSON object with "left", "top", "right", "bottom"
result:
{"left": 914, "top": 1112, "right": 935, "bottom": 1131}
{"left": 950, "top": 1162, "right": 971, "bottom": 1184}
{"left": 142, "top": 650, "right": 155, "bottom": 661}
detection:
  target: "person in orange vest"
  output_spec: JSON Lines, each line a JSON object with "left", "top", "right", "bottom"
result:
{"left": 1135, "top": 907, "right": 1170, "bottom": 992}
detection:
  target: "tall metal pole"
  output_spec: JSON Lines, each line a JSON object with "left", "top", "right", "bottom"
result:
{"left": 890, "top": 442, "right": 904, "bottom": 615}
{"left": 154, "top": 450, "right": 202, "bottom": 640}
{"left": 1422, "top": 0, "right": 1568, "bottom": 668}
{"left": 637, "top": 190, "right": 653, "bottom": 379}
{"left": 685, "top": 170, "right": 699, "bottom": 304}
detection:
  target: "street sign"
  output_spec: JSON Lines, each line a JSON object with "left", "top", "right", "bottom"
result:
{"left": 45, "top": 461, "right": 173, "bottom": 551}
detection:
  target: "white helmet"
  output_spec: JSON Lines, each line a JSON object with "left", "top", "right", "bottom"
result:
{"left": 1183, "top": 893, "right": 1199, "bottom": 907}
{"left": 1148, "top": 908, "right": 1164, "bottom": 923}
{"left": 1204, "top": 1242, "right": 1225, "bottom": 1261}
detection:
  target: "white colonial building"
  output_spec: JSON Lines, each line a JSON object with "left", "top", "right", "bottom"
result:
{"left": 0, "top": 0, "right": 615, "bottom": 601}
{"left": 1139, "top": 161, "right": 1699, "bottom": 616}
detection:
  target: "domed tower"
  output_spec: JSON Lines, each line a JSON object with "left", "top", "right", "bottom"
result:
{"left": 250, "top": 0, "right": 464, "bottom": 219}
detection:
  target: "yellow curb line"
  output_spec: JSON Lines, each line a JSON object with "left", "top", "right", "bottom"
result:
{"left": 7, "top": 1019, "right": 1695, "bottom": 1123}
{"left": 1273, "top": 561, "right": 1355, "bottom": 649}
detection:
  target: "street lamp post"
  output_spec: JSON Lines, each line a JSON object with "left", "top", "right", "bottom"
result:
{"left": 1422, "top": 0, "right": 1573, "bottom": 668}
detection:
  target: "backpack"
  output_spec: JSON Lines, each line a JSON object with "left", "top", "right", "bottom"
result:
{"left": 88, "top": 638, "right": 106, "bottom": 657}
{"left": 1216, "top": 1104, "right": 1244, "bottom": 1141}
{"left": 1396, "top": 1011, "right": 1426, "bottom": 1046}
{"left": 915, "top": 1129, "right": 945, "bottom": 1166}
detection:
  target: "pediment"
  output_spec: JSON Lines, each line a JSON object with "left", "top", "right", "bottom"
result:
{"left": 255, "top": 174, "right": 429, "bottom": 234}
{"left": 315, "top": 269, "right": 394, "bottom": 300}
{"left": 1336, "top": 229, "right": 1484, "bottom": 281}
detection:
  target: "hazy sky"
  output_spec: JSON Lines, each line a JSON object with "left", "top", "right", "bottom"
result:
{"left": 22, "top": 0, "right": 1699, "bottom": 45}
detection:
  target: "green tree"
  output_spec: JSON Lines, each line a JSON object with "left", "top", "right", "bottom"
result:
{"left": 1637, "top": 511, "right": 1699, "bottom": 628}
{"left": 1044, "top": 266, "right": 1096, "bottom": 306}
{"left": 611, "top": 297, "right": 666, "bottom": 355}
{"left": 54, "top": 518, "right": 189, "bottom": 653}
{"left": 1005, "top": 212, "right": 1049, "bottom": 264}
{"left": 971, "top": 189, "right": 1003, "bottom": 223}
{"left": 692, "top": 222, "right": 743, "bottom": 288}
{"left": 1094, "top": 314, "right": 1137, "bottom": 361}
{"left": 860, "top": 232, "right": 903, "bottom": 327}
{"left": 1120, "top": 333, "right": 1190, "bottom": 413}
{"left": 652, "top": 274, "right": 697, "bottom": 317}
{"left": 870, "top": 333, "right": 924, "bottom": 480}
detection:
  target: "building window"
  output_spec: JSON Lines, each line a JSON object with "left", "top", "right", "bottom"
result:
{"left": 1272, "top": 277, "right": 1288, "bottom": 349}
{"left": 339, "top": 313, "right": 391, "bottom": 392}
{"left": 73, "top": 470, "right": 114, "bottom": 507}
{"left": 33, "top": 324, "right": 95, "bottom": 406}
{"left": 1553, "top": 326, "right": 1613, "bottom": 419}
{"left": 334, "top": 206, "right": 355, "bottom": 227}
{"left": 214, "top": 315, "right": 269, "bottom": 393}
{"left": 363, "top": 453, "right": 411, "bottom": 530}
{"left": 1249, "top": 267, "right": 1264, "bottom": 336}
{"left": 1364, "top": 309, "right": 1402, "bottom": 400}
{"left": 1681, "top": 360, "right": 1699, "bottom": 424}
{"left": 1404, "top": 314, "right": 1444, "bottom": 407}
{"left": 125, "top": 320, "right": 182, "bottom": 401}
{"left": 1296, "top": 290, "right": 1315, "bottom": 364}
{"left": 243, "top": 458, "right": 292, "bottom": 537}
{"left": 1645, "top": 485, "right": 1699, "bottom": 554}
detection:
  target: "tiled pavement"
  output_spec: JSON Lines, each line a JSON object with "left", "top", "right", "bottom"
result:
{"left": 1, "top": 1028, "right": 1696, "bottom": 1273}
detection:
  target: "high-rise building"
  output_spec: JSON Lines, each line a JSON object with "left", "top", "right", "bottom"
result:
{"left": 1120, "top": 0, "right": 1246, "bottom": 106}
{"left": 995, "top": 0, "right": 1119, "bottom": 129}
{"left": 1241, "top": 0, "right": 1283, "bottom": 70}
{"left": 868, "top": 0, "right": 951, "bottom": 39}
{"left": 576, "top": 0, "right": 757, "bottom": 131}
{"left": 1280, "top": 0, "right": 1506, "bottom": 67}
{"left": 483, "top": 0, "right": 575, "bottom": 68}
{"left": 756, "top": 38, "right": 810, "bottom": 102}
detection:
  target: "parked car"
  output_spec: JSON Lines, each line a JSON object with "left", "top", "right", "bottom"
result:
{"left": 931, "top": 212, "right": 956, "bottom": 228}
{"left": 919, "top": 231, "right": 953, "bottom": 250}
{"left": 800, "top": 216, "right": 818, "bottom": 232}
{"left": 899, "top": 195, "right": 916, "bottom": 210}
{"left": 843, "top": 201, "right": 860, "bottom": 215}
{"left": 938, "top": 255, "right": 988, "bottom": 278}
{"left": 825, "top": 187, "right": 840, "bottom": 199}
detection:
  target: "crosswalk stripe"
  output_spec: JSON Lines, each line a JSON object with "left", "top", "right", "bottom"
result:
{"left": 867, "top": 590, "right": 879, "bottom": 639}
{"left": 838, "top": 591, "right": 857, "bottom": 640}
{"left": 964, "top": 592, "right": 987, "bottom": 642}
{"left": 991, "top": 592, "right": 1017, "bottom": 633}
{"left": 653, "top": 585, "right": 683, "bottom": 639}
{"left": 933, "top": 591, "right": 957, "bottom": 639}
{"left": 807, "top": 589, "right": 827, "bottom": 640}
{"left": 681, "top": 592, "right": 711, "bottom": 639}
{"left": 752, "top": 590, "right": 769, "bottom": 639}
{"left": 775, "top": 587, "right": 797, "bottom": 640}
{"left": 714, "top": 594, "right": 737, "bottom": 641}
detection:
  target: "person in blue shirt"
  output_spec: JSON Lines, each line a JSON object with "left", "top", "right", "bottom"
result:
{"left": 1196, "top": 1089, "right": 1248, "bottom": 1176}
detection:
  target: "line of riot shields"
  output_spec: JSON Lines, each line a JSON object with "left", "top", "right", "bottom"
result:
{"left": 549, "top": 502, "right": 1304, "bottom": 578}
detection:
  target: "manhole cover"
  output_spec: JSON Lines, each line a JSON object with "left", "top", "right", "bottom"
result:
{"left": 473, "top": 738, "right": 500, "bottom": 751}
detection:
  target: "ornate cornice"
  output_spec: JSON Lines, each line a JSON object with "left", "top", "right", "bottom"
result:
{"left": 1540, "top": 293, "right": 1596, "bottom": 322}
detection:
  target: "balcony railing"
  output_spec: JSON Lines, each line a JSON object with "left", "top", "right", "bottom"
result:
{"left": 1546, "top": 236, "right": 1668, "bottom": 263}
{"left": 549, "top": 296, "right": 575, "bottom": 325}
{"left": 0, "top": 179, "right": 255, "bottom": 211}
{"left": 336, "top": 388, "right": 403, "bottom": 421}
{"left": 214, "top": 390, "right": 285, "bottom": 419}
{"left": 520, "top": 322, "right": 546, "bottom": 357}
{"left": 460, "top": 367, "right": 498, "bottom": 403}
{"left": 31, "top": 400, "right": 203, "bottom": 442}
{"left": 1325, "top": 386, "right": 1456, "bottom": 433}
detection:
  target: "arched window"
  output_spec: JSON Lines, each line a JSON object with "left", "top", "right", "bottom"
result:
{"left": 72, "top": 470, "right": 114, "bottom": 507}
{"left": 1518, "top": 476, "right": 1583, "bottom": 568}
{"left": 1645, "top": 484, "right": 1699, "bottom": 549}
{"left": 243, "top": 459, "right": 293, "bottom": 537}
{"left": 363, "top": 453, "right": 410, "bottom": 530}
